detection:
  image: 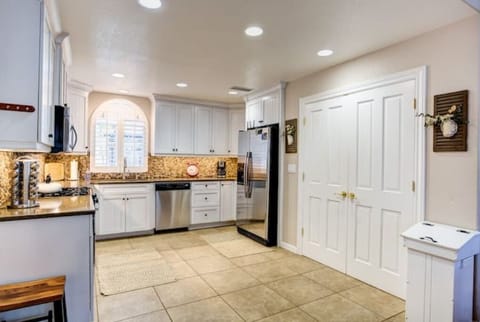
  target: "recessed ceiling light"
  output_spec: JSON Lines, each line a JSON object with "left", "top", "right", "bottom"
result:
{"left": 228, "top": 90, "right": 239, "bottom": 95}
{"left": 317, "top": 49, "right": 334, "bottom": 57}
{"left": 245, "top": 26, "right": 263, "bottom": 37}
{"left": 118, "top": 89, "right": 129, "bottom": 94}
{"left": 112, "top": 73, "right": 125, "bottom": 78}
{"left": 176, "top": 82, "right": 188, "bottom": 88}
{"left": 138, "top": 0, "right": 162, "bottom": 9}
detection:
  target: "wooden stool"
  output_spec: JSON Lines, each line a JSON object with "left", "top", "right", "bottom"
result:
{"left": 0, "top": 276, "right": 67, "bottom": 322}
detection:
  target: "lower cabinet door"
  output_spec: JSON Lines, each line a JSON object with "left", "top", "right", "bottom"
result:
{"left": 125, "top": 194, "right": 151, "bottom": 232}
{"left": 191, "top": 208, "right": 220, "bottom": 224}
{"left": 98, "top": 196, "right": 125, "bottom": 235}
{"left": 220, "top": 182, "right": 236, "bottom": 221}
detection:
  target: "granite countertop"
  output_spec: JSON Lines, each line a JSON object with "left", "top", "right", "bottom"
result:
{"left": 90, "top": 177, "right": 237, "bottom": 184}
{"left": 0, "top": 195, "right": 95, "bottom": 222}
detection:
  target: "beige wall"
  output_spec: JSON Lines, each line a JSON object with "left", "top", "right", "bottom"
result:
{"left": 88, "top": 91, "right": 153, "bottom": 150}
{"left": 283, "top": 16, "right": 480, "bottom": 246}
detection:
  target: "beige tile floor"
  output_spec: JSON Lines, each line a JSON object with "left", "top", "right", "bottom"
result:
{"left": 95, "top": 226, "right": 405, "bottom": 322}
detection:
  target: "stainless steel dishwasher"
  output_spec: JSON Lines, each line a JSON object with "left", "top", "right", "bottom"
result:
{"left": 155, "top": 182, "right": 191, "bottom": 231}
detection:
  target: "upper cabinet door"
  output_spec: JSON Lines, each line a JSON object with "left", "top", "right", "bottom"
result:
{"left": 38, "top": 14, "right": 55, "bottom": 146}
{"left": 262, "top": 93, "right": 279, "bottom": 126}
{"left": 0, "top": 0, "right": 55, "bottom": 151}
{"left": 212, "top": 109, "right": 229, "bottom": 155}
{"left": 154, "top": 102, "right": 176, "bottom": 154}
{"left": 228, "top": 109, "right": 245, "bottom": 155}
{"left": 175, "top": 104, "right": 194, "bottom": 154}
{"left": 246, "top": 99, "right": 263, "bottom": 128}
{"left": 67, "top": 84, "right": 91, "bottom": 153}
{"left": 194, "top": 106, "right": 213, "bottom": 154}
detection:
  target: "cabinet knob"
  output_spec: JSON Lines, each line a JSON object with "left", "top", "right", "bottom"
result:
{"left": 205, "top": 184, "right": 208, "bottom": 188}
{"left": 204, "top": 197, "right": 208, "bottom": 200}
{"left": 204, "top": 213, "right": 208, "bottom": 216}
{"left": 259, "top": 120, "right": 264, "bottom": 124}
{"left": 172, "top": 148, "right": 175, "bottom": 152}
{"left": 48, "top": 134, "right": 53, "bottom": 138}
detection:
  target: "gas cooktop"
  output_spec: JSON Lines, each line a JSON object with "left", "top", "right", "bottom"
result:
{"left": 38, "top": 187, "right": 90, "bottom": 198}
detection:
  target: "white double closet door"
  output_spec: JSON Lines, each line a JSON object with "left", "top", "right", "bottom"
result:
{"left": 302, "top": 79, "right": 416, "bottom": 298}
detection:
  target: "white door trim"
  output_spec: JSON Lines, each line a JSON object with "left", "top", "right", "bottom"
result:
{"left": 296, "top": 66, "right": 427, "bottom": 254}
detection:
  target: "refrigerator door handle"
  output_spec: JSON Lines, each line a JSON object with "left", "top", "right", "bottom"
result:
{"left": 244, "top": 152, "right": 249, "bottom": 197}
{"left": 246, "top": 152, "right": 253, "bottom": 198}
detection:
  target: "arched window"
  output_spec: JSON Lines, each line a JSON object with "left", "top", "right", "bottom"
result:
{"left": 90, "top": 99, "right": 148, "bottom": 173}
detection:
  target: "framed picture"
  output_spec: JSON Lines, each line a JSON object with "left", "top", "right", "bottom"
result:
{"left": 285, "top": 119, "right": 297, "bottom": 153}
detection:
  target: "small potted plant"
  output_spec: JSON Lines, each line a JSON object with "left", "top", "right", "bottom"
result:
{"left": 417, "top": 105, "right": 464, "bottom": 137}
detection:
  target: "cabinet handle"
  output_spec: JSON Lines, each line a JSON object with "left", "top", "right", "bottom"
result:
{"left": 259, "top": 120, "right": 264, "bottom": 123}
{"left": 172, "top": 148, "right": 175, "bottom": 152}
{"left": 48, "top": 134, "right": 53, "bottom": 138}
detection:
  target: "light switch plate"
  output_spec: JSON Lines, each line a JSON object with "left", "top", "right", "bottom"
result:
{"left": 287, "top": 163, "right": 297, "bottom": 173}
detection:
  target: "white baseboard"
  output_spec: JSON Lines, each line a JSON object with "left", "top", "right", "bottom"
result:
{"left": 279, "top": 241, "right": 298, "bottom": 254}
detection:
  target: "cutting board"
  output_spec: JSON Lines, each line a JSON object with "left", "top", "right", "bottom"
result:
{"left": 44, "top": 163, "right": 65, "bottom": 181}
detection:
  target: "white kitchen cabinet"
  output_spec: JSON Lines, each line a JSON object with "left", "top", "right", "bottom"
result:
{"left": 194, "top": 106, "right": 212, "bottom": 154}
{"left": 246, "top": 99, "right": 263, "bottom": 129}
{"left": 125, "top": 194, "right": 150, "bottom": 232}
{"left": 153, "top": 101, "right": 194, "bottom": 154}
{"left": 66, "top": 81, "right": 91, "bottom": 153}
{"left": 228, "top": 109, "right": 245, "bottom": 155}
{"left": 0, "top": 215, "right": 94, "bottom": 321}
{"left": 194, "top": 106, "right": 229, "bottom": 155}
{"left": 95, "top": 184, "right": 155, "bottom": 238}
{"left": 191, "top": 181, "right": 236, "bottom": 225}
{"left": 220, "top": 181, "right": 236, "bottom": 221}
{"left": 99, "top": 195, "right": 125, "bottom": 235}
{"left": 245, "top": 87, "right": 282, "bottom": 129}
{"left": 0, "top": 0, "right": 56, "bottom": 151}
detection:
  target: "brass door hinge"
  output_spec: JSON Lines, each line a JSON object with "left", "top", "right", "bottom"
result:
{"left": 413, "top": 98, "right": 417, "bottom": 110}
{"left": 301, "top": 228, "right": 304, "bottom": 236}
{"left": 303, "top": 117, "right": 306, "bottom": 126}
{"left": 411, "top": 181, "right": 416, "bottom": 192}
{"left": 302, "top": 172, "right": 305, "bottom": 182}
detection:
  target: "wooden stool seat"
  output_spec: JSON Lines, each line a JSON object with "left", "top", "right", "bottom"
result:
{"left": 0, "top": 276, "right": 67, "bottom": 321}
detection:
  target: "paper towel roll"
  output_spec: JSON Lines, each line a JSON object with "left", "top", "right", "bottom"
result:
{"left": 70, "top": 160, "right": 79, "bottom": 181}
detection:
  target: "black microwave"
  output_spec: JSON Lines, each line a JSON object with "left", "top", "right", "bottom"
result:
{"left": 51, "top": 105, "right": 77, "bottom": 153}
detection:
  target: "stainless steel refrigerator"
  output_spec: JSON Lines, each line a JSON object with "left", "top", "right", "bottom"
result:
{"left": 236, "top": 124, "right": 278, "bottom": 246}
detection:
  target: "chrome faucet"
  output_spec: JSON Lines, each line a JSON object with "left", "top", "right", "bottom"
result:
{"left": 122, "top": 157, "right": 128, "bottom": 180}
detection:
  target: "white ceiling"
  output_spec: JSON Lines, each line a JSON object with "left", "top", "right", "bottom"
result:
{"left": 57, "top": 0, "right": 475, "bottom": 103}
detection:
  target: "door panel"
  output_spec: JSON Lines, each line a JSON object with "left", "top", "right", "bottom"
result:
{"left": 302, "top": 79, "right": 416, "bottom": 299}
{"left": 346, "top": 80, "right": 416, "bottom": 298}
{"left": 303, "top": 98, "right": 348, "bottom": 272}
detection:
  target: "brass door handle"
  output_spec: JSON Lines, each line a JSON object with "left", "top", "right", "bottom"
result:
{"left": 348, "top": 192, "right": 357, "bottom": 200}
{"left": 336, "top": 191, "right": 348, "bottom": 199}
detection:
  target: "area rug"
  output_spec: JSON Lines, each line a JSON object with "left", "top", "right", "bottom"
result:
{"left": 96, "top": 249, "right": 176, "bottom": 295}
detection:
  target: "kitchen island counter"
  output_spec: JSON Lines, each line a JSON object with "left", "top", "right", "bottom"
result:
{"left": 0, "top": 195, "right": 95, "bottom": 222}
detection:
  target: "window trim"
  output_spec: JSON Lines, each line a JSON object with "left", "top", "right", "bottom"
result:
{"left": 90, "top": 99, "right": 148, "bottom": 173}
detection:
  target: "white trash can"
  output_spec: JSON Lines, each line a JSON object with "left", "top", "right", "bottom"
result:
{"left": 402, "top": 221, "right": 480, "bottom": 322}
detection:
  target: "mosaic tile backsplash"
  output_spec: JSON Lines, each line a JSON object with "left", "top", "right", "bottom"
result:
{"left": 0, "top": 153, "right": 237, "bottom": 208}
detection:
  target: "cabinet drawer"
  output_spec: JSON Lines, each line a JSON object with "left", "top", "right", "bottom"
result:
{"left": 191, "top": 208, "right": 220, "bottom": 224}
{"left": 192, "top": 182, "right": 220, "bottom": 191}
{"left": 192, "top": 192, "right": 219, "bottom": 207}
{"left": 98, "top": 184, "right": 152, "bottom": 195}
